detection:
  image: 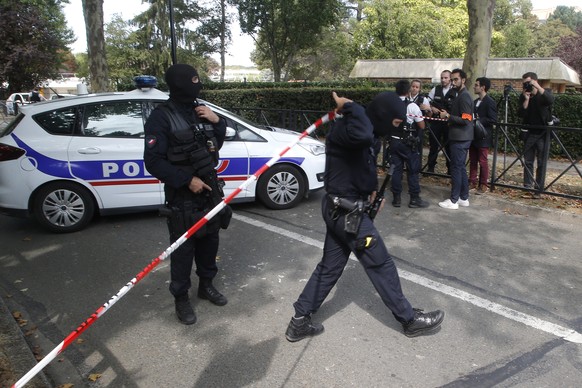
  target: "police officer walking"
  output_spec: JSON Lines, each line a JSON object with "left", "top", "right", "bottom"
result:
{"left": 144, "top": 64, "right": 230, "bottom": 325}
{"left": 285, "top": 91, "right": 444, "bottom": 342}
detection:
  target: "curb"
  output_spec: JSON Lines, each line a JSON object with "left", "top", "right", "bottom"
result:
{"left": 0, "top": 292, "right": 51, "bottom": 388}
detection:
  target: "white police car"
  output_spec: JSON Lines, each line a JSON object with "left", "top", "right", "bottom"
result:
{"left": 0, "top": 79, "right": 325, "bottom": 233}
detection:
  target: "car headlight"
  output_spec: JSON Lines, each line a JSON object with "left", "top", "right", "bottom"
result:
{"left": 298, "top": 143, "right": 325, "bottom": 156}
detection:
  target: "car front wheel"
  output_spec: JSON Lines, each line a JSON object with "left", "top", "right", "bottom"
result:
{"left": 33, "top": 182, "right": 95, "bottom": 233}
{"left": 257, "top": 164, "right": 306, "bottom": 210}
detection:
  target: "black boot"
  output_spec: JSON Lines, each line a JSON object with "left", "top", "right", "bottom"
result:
{"left": 402, "top": 308, "right": 444, "bottom": 337}
{"left": 285, "top": 315, "right": 324, "bottom": 342}
{"left": 175, "top": 294, "right": 197, "bottom": 325}
{"left": 198, "top": 278, "right": 228, "bottom": 306}
{"left": 408, "top": 196, "right": 429, "bottom": 208}
{"left": 392, "top": 193, "right": 401, "bottom": 207}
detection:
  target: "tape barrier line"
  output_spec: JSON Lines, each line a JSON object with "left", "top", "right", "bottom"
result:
{"left": 12, "top": 111, "right": 337, "bottom": 388}
{"left": 407, "top": 113, "right": 449, "bottom": 122}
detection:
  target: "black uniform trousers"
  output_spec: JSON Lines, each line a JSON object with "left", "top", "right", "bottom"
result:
{"left": 167, "top": 194, "right": 220, "bottom": 298}
{"left": 293, "top": 196, "right": 415, "bottom": 323}
{"left": 390, "top": 138, "right": 421, "bottom": 197}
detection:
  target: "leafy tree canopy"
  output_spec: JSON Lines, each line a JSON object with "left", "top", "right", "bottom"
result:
{"left": 554, "top": 26, "right": 582, "bottom": 75}
{"left": 548, "top": 5, "right": 582, "bottom": 31}
{"left": 0, "top": 0, "right": 74, "bottom": 93}
{"left": 232, "top": 0, "right": 342, "bottom": 81}
{"left": 351, "top": 0, "right": 468, "bottom": 60}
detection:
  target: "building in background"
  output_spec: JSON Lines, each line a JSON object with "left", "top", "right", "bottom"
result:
{"left": 349, "top": 58, "right": 581, "bottom": 93}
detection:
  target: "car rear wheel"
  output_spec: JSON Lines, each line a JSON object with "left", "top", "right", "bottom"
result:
{"left": 257, "top": 164, "right": 306, "bottom": 210}
{"left": 33, "top": 182, "right": 95, "bottom": 233}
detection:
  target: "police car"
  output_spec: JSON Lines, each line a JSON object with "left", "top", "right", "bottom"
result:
{"left": 0, "top": 79, "right": 325, "bottom": 233}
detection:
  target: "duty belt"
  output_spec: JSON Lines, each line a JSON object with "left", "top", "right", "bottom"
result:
{"left": 327, "top": 195, "right": 367, "bottom": 212}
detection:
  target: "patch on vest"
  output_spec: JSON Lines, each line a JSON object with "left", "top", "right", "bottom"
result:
{"left": 146, "top": 135, "right": 157, "bottom": 148}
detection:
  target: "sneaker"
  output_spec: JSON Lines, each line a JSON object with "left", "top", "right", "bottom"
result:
{"left": 402, "top": 309, "right": 445, "bottom": 337}
{"left": 285, "top": 315, "right": 324, "bottom": 342}
{"left": 438, "top": 199, "right": 458, "bottom": 209}
{"left": 175, "top": 295, "right": 197, "bottom": 325}
{"left": 458, "top": 198, "right": 470, "bottom": 207}
{"left": 408, "top": 197, "right": 429, "bottom": 208}
{"left": 475, "top": 187, "right": 486, "bottom": 195}
{"left": 198, "top": 280, "right": 228, "bottom": 306}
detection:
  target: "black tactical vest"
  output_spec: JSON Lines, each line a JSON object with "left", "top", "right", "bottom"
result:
{"left": 159, "top": 100, "right": 219, "bottom": 178}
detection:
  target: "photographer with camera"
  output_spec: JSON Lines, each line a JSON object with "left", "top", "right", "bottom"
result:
{"left": 518, "top": 72, "right": 555, "bottom": 198}
{"left": 421, "top": 70, "right": 457, "bottom": 173}
{"left": 388, "top": 80, "right": 429, "bottom": 208}
{"left": 144, "top": 64, "right": 230, "bottom": 325}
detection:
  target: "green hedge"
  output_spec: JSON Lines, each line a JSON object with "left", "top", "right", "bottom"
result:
{"left": 200, "top": 84, "right": 582, "bottom": 158}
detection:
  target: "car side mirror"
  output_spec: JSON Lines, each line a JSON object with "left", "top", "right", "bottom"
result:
{"left": 225, "top": 127, "right": 236, "bottom": 140}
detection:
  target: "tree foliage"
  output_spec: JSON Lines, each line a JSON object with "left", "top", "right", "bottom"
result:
{"left": 554, "top": 26, "right": 582, "bottom": 75}
{"left": 127, "top": 0, "right": 225, "bottom": 83}
{"left": 231, "top": 0, "right": 342, "bottom": 81}
{"left": 0, "top": 0, "right": 74, "bottom": 93}
{"left": 548, "top": 5, "right": 582, "bottom": 31}
{"left": 530, "top": 19, "right": 576, "bottom": 58}
{"left": 351, "top": 0, "right": 468, "bottom": 60}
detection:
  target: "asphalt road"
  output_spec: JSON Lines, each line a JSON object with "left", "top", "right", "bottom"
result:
{"left": 1, "top": 186, "right": 582, "bottom": 387}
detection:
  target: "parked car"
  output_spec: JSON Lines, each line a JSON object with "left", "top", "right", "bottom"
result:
{"left": 0, "top": 82, "right": 325, "bottom": 233}
{"left": 6, "top": 92, "right": 31, "bottom": 115}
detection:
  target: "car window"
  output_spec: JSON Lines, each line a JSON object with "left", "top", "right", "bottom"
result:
{"left": 221, "top": 116, "right": 264, "bottom": 142}
{"left": 81, "top": 101, "right": 146, "bottom": 138}
{"left": 34, "top": 107, "right": 78, "bottom": 135}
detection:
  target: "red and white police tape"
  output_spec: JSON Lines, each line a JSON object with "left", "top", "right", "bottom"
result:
{"left": 406, "top": 113, "right": 449, "bottom": 122}
{"left": 12, "top": 110, "right": 338, "bottom": 388}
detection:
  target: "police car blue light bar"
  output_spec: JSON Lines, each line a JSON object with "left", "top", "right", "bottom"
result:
{"left": 134, "top": 75, "right": 158, "bottom": 89}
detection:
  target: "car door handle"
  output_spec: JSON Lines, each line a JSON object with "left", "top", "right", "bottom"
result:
{"left": 77, "top": 147, "right": 102, "bottom": 154}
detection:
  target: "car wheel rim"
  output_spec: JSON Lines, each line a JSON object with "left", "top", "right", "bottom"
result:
{"left": 42, "top": 189, "right": 85, "bottom": 227}
{"left": 266, "top": 171, "right": 300, "bottom": 205}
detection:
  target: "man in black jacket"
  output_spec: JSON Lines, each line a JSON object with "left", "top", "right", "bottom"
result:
{"left": 438, "top": 68, "right": 474, "bottom": 210}
{"left": 470, "top": 77, "right": 497, "bottom": 194}
{"left": 144, "top": 64, "right": 228, "bottom": 325}
{"left": 285, "top": 91, "right": 444, "bottom": 342}
{"left": 518, "top": 72, "right": 555, "bottom": 197}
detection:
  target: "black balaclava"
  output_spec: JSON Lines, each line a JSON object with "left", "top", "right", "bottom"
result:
{"left": 365, "top": 91, "right": 407, "bottom": 137}
{"left": 165, "top": 64, "right": 202, "bottom": 103}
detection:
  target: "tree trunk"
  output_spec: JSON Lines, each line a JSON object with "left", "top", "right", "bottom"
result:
{"left": 82, "top": 0, "right": 109, "bottom": 92}
{"left": 463, "top": 0, "right": 495, "bottom": 93}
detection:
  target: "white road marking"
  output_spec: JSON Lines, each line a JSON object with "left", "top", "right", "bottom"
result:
{"left": 233, "top": 213, "right": 582, "bottom": 344}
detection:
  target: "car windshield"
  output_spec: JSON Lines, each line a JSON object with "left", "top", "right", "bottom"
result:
{"left": 201, "top": 100, "right": 270, "bottom": 130}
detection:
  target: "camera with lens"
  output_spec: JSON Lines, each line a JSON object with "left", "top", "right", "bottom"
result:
{"left": 523, "top": 81, "right": 534, "bottom": 93}
{"left": 547, "top": 115, "right": 560, "bottom": 126}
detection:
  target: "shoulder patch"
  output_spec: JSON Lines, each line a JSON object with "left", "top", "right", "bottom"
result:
{"left": 146, "top": 135, "right": 157, "bottom": 148}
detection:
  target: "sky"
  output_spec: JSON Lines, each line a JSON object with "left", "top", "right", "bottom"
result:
{"left": 63, "top": 0, "right": 581, "bottom": 67}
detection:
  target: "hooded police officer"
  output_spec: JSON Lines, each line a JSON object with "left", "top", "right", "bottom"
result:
{"left": 144, "top": 64, "right": 228, "bottom": 325}
{"left": 285, "top": 92, "right": 444, "bottom": 342}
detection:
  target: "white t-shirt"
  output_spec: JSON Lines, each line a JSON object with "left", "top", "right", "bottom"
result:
{"left": 400, "top": 96, "right": 424, "bottom": 125}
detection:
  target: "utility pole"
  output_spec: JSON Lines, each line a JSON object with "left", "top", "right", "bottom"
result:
{"left": 169, "top": 0, "right": 177, "bottom": 64}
